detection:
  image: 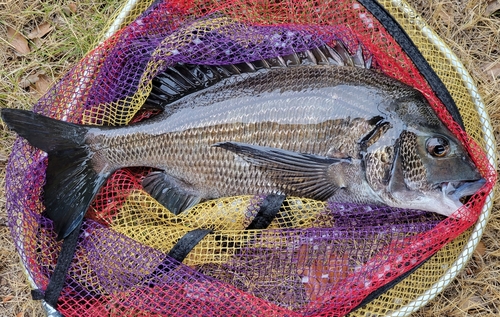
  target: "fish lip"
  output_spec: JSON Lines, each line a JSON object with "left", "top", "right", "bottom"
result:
{"left": 438, "top": 178, "right": 486, "bottom": 201}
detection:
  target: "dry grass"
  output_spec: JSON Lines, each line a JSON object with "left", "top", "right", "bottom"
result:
{"left": 0, "top": 0, "right": 499, "bottom": 316}
{"left": 409, "top": 1, "right": 500, "bottom": 316}
{"left": 0, "top": 1, "right": 122, "bottom": 316}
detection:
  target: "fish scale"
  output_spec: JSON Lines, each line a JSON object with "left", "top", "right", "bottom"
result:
{"left": 1, "top": 48, "right": 483, "bottom": 239}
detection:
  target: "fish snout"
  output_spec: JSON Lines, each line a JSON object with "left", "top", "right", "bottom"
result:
{"left": 442, "top": 178, "right": 486, "bottom": 202}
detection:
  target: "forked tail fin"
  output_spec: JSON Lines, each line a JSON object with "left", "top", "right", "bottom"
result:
{"left": 1, "top": 109, "right": 107, "bottom": 240}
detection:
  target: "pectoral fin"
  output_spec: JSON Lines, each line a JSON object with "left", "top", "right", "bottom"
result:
{"left": 142, "top": 171, "right": 201, "bottom": 215}
{"left": 214, "top": 142, "right": 352, "bottom": 200}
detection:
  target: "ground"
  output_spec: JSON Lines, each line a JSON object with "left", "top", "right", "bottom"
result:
{"left": 0, "top": 0, "right": 499, "bottom": 316}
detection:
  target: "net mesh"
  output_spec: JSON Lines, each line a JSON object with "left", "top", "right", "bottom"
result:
{"left": 4, "top": 0, "right": 496, "bottom": 316}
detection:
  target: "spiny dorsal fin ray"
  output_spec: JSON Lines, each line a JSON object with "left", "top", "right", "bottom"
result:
{"left": 145, "top": 41, "right": 371, "bottom": 110}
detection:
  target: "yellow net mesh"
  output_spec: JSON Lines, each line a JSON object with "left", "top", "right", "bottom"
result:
{"left": 99, "top": 1, "right": 496, "bottom": 314}
{"left": 3, "top": 0, "right": 496, "bottom": 316}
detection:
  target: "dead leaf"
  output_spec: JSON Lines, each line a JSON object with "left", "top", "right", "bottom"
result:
{"left": 6, "top": 26, "right": 30, "bottom": 56}
{"left": 485, "top": 0, "right": 500, "bottom": 17}
{"left": 62, "top": 6, "right": 71, "bottom": 16}
{"left": 62, "top": 3, "right": 78, "bottom": 16}
{"left": 19, "top": 71, "right": 46, "bottom": 89}
{"left": 34, "top": 74, "right": 51, "bottom": 94}
{"left": 2, "top": 294, "right": 14, "bottom": 303}
{"left": 69, "top": 2, "right": 78, "bottom": 13}
{"left": 16, "top": 312, "right": 24, "bottom": 317}
{"left": 474, "top": 240, "right": 487, "bottom": 258}
{"left": 27, "top": 22, "right": 53, "bottom": 39}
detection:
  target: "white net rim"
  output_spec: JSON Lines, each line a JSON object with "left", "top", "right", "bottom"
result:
{"left": 28, "top": 0, "right": 496, "bottom": 316}
{"left": 388, "top": 0, "right": 497, "bottom": 315}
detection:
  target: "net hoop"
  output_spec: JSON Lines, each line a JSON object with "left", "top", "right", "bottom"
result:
{"left": 10, "top": 0, "right": 496, "bottom": 316}
{"left": 95, "top": 0, "right": 499, "bottom": 315}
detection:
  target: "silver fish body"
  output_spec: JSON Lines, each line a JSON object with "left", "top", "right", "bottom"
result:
{"left": 90, "top": 65, "right": 481, "bottom": 214}
{"left": 1, "top": 61, "right": 483, "bottom": 239}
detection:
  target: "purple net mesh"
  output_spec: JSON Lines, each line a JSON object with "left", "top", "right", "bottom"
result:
{"left": 3, "top": 0, "right": 496, "bottom": 316}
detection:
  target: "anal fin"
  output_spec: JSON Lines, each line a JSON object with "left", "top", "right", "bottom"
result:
{"left": 142, "top": 171, "right": 201, "bottom": 215}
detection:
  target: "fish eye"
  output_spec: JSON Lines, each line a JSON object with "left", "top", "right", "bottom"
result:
{"left": 426, "top": 137, "right": 450, "bottom": 157}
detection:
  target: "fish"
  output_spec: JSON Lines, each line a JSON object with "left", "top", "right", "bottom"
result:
{"left": 1, "top": 43, "right": 484, "bottom": 240}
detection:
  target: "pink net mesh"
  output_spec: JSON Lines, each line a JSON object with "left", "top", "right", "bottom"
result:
{"left": 4, "top": 0, "right": 496, "bottom": 316}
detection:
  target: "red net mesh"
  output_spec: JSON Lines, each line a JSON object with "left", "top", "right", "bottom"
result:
{"left": 4, "top": 0, "right": 496, "bottom": 316}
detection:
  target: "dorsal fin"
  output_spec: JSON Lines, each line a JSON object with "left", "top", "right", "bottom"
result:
{"left": 144, "top": 41, "right": 372, "bottom": 110}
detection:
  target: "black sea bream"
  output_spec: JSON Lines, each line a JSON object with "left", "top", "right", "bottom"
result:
{"left": 1, "top": 43, "right": 484, "bottom": 240}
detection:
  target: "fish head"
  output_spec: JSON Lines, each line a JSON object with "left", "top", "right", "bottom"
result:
{"left": 375, "top": 94, "right": 484, "bottom": 216}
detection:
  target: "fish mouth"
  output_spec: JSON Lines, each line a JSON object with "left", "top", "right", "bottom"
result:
{"left": 438, "top": 178, "right": 486, "bottom": 205}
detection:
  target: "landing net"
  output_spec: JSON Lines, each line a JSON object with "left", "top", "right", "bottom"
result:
{"left": 4, "top": 0, "right": 496, "bottom": 316}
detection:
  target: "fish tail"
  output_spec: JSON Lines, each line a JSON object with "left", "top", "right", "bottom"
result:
{"left": 1, "top": 108, "right": 107, "bottom": 240}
